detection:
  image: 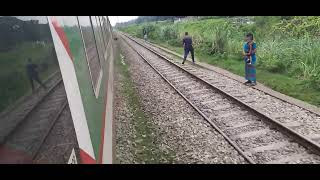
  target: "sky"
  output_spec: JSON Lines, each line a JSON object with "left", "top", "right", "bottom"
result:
{"left": 108, "top": 16, "right": 138, "bottom": 26}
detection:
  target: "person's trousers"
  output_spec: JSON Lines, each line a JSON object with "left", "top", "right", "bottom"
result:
{"left": 245, "top": 63, "right": 256, "bottom": 82}
{"left": 29, "top": 75, "right": 46, "bottom": 91}
{"left": 182, "top": 48, "right": 194, "bottom": 63}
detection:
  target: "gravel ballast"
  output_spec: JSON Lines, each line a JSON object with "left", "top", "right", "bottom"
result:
{"left": 117, "top": 36, "right": 247, "bottom": 164}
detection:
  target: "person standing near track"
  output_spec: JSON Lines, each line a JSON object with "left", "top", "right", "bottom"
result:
{"left": 26, "top": 58, "right": 47, "bottom": 92}
{"left": 182, "top": 32, "right": 195, "bottom": 64}
{"left": 243, "top": 33, "right": 257, "bottom": 86}
{"left": 143, "top": 28, "right": 148, "bottom": 41}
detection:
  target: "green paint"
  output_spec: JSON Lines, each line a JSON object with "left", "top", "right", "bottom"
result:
{"left": 61, "top": 21, "right": 107, "bottom": 160}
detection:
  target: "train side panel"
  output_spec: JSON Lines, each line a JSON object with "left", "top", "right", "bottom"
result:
{"left": 48, "top": 16, "right": 115, "bottom": 164}
{"left": 48, "top": 16, "right": 96, "bottom": 163}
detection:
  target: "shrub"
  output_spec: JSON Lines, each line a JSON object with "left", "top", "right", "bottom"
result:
{"left": 160, "top": 25, "right": 178, "bottom": 41}
{"left": 211, "top": 23, "right": 232, "bottom": 55}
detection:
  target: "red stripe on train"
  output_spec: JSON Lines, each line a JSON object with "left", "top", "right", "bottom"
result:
{"left": 98, "top": 107, "right": 106, "bottom": 164}
{"left": 51, "top": 17, "right": 73, "bottom": 61}
{"left": 80, "top": 149, "right": 96, "bottom": 164}
{"left": 98, "top": 79, "right": 110, "bottom": 163}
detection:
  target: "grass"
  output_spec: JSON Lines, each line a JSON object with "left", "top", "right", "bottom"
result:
{"left": 115, "top": 51, "right": 175, "bottom": 163}
{"left": 154, "top": 41, "right": 320, "bottom": 107}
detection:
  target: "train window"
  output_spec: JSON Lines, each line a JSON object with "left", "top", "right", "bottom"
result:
{"left": 96, "top": 16, "right": 107, "bottom": 56}
{"left": 77, "top": 16, "right": 102, "bottom": 96}
{"left": 90, "top": 16, "right": 105, "bottom": 63}
{"left": 98, "top": 17, "right": 106, "bottom": 54}
{"left": 98, "top": 16, "right": 107, "bottom": 50}
{"left": 107, "top": 18, "right": 112, "bottom": 33}
{"left": 102, "top": 17, "right": 110, "bottom": 46}
{"left": 0, "top": 16, "right": 59, "bottom": 115}
{"left": 101, "top": 18, "right": 107, "bottom": 42}
{"left": 0, "top": 16, "right": 79, "bottom": 163}
{"left": 104, "top": 18, "right": 111, "bottom": 47}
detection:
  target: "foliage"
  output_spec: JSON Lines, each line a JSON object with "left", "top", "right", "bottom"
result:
{"left": 273, "top": 16, "right": 320, "bottom": 37}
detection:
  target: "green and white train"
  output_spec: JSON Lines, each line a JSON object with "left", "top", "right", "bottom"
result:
{"left": 0, "top": 16, "right": 116, "bottom": 164}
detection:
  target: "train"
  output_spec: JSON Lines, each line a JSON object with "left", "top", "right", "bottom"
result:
{"left": 0, "top": 16, "right": 116, "bottom": 164}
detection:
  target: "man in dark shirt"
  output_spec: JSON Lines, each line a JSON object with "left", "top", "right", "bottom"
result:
{"left": 26, "top": 58, "right": 47, "bottom": 91}
{"left": 143, "top": 28, "right": 147, "bottom": 36}
{"left": 143, "top": 28, "right": 148, "bottom": 41}
{"left": 182, "top": 32, "right": 195, "bottom": 64}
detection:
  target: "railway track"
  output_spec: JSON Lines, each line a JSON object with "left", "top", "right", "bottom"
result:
{"left": 0, "top": 72, "right": 63, "bottom": 143}
{"left": 136, "top": 36, "right": 320, "bottom": 141}
{"left": 0, "top": 73, "right": 68, "bottom": 163}
{"left": 121, "top": 33, "right": 320, "bottom": 164}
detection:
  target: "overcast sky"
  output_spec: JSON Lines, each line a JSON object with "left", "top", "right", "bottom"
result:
{"left": 108, "top": 16, "right": 138, "bottom": 26}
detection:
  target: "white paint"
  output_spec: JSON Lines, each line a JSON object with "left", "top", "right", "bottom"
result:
{"left": 94, "top": 70, "right": 103, "bottom": 98}
{"left": 68, "top": 148, "right": 78, "bottom": 164}
{"left": 47, "top": 16, "right": 96, "bottom": 161}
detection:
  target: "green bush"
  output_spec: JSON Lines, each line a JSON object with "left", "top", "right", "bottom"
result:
{"left": 308, "top": 72, "right": 320, "bottom": 90}
{"left": 160, "top": 25, "right": 178, "bottom": 40}
{"left": 211, "top": 26, "right": 228, "bottom": 54}
{"left": 273, "top": 16, "right": 320, "bottom": 37}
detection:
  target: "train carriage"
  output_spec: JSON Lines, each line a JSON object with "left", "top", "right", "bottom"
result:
{"left": 0, "top": 16, "right": 115, "bottom": 164}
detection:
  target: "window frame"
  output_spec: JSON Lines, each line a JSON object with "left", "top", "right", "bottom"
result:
{"left": 97, "top": 16, "right": 108, "bottom": 52}
{"left": 90, "top": 16, "right": 105, "bottom": 63}
{"left": 103, "top": 17, "right": 111, "bottom": 47}
{"left": 76, "top": 16, "right": 103, "bottom": 98}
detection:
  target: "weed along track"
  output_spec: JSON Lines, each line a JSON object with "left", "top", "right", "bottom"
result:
{"left": 114, "top": 49, "right": 176, "bottom": 163}
{"left": 120, "top": 33, "right": 320, "bottom": 164}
